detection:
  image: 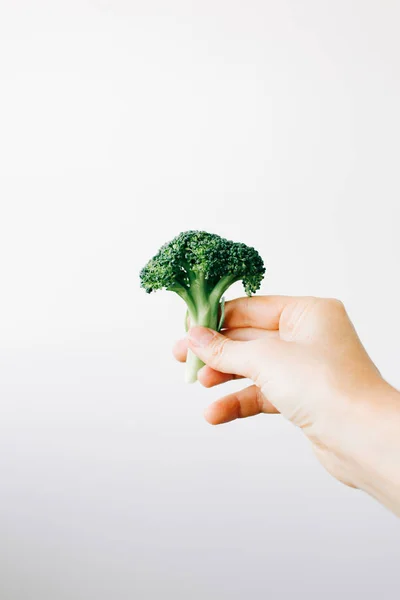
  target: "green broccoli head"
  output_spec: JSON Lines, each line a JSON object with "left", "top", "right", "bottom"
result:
{"left": 140, "top": 231, "right": 266, "bottom": 383}
{"left": 140, "top": 230, "right": 265, "bottom": 297}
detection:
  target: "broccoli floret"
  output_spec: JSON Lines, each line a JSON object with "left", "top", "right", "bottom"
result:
{"left": 140, "top": 231, "right": 266, "bottom": 383}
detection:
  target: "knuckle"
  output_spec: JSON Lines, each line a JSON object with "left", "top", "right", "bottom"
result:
{"left": 255, "top": 386, "right": 264, "bottom": 412}
{"left": 209, "top": 336, "right": 229, "bottom": 366}
{"left": 283, "top": 297, "right": 319, "bottom": 339}
{"left": 324, "top": 297, "right": 346, "bottom": 313}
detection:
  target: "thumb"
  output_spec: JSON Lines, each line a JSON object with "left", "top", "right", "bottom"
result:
{"left": 187, "top": 327, "right": 256, "bottom": 379}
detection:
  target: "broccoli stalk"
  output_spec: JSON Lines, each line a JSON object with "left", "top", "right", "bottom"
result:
{"left": 181, "top": 281, "right": 226, "bottom": 383}
{"left": 140, "top": 231, "right": 265, "bottom": 383}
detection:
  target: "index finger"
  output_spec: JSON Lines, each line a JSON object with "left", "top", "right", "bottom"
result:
{"left": 223, "top": 295, "right": 295, "bottom": 330}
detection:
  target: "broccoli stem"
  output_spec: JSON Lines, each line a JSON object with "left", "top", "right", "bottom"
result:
{"left": 185, "top": 283, "right": 221, "bottom": 384}
{"left": 185, "top": 350, "right": 205, "bottom": 384}
{"left": 176, "top": 274, "right": 235, "bottom": 383}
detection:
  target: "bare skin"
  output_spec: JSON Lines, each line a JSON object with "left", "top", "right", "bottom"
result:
{"left": 173, "top": 296, "right": 400, "bottom": 516}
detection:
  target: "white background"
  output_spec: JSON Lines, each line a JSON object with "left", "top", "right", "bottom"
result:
{"left": 1, "top": 1, "right": 400, "bottom": 599}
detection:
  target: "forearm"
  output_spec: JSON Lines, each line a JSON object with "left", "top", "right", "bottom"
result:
{"left": 341, "top": 381, "right": 400, "bottom": 516}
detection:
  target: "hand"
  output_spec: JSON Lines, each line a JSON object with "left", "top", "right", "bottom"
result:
{"left": 173, "top": 296, "right": 400, "bottom": 511}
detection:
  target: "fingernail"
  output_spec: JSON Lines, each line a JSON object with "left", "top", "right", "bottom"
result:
{"left": 188, "top": 327, "right": 215, "bottom": 347}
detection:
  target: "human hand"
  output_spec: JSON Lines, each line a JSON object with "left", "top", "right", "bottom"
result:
{"left": 173, "top": 296, "right": 398, "bottom": 497}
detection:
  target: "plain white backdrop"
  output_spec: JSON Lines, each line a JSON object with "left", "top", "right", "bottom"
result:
{"left": 1, "top": 1, "right": 399, "bottom": 598}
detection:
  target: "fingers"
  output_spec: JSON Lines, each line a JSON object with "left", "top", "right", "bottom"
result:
{"left": 187, "top": 327, "right": 261, "bottom": 379}
{"left": 173, "top": 338, "right": 189, "bottom": 363}
{"left": 223, "top": 295, "right": 299, "bottom": 330}
{"left": 204, "top": 384, "right": 279, "bottom": 425}
{"left": 226, "top": 328, "right": 279, "bottom": 342}
{"left": 173, "top": 328, "right": 278, "bottom": 362}
{"left": 198, "top": 365, "right": 243, "bottom": 388}
{"left": 173, "top": 338, "right": 244, "bottom": 386}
